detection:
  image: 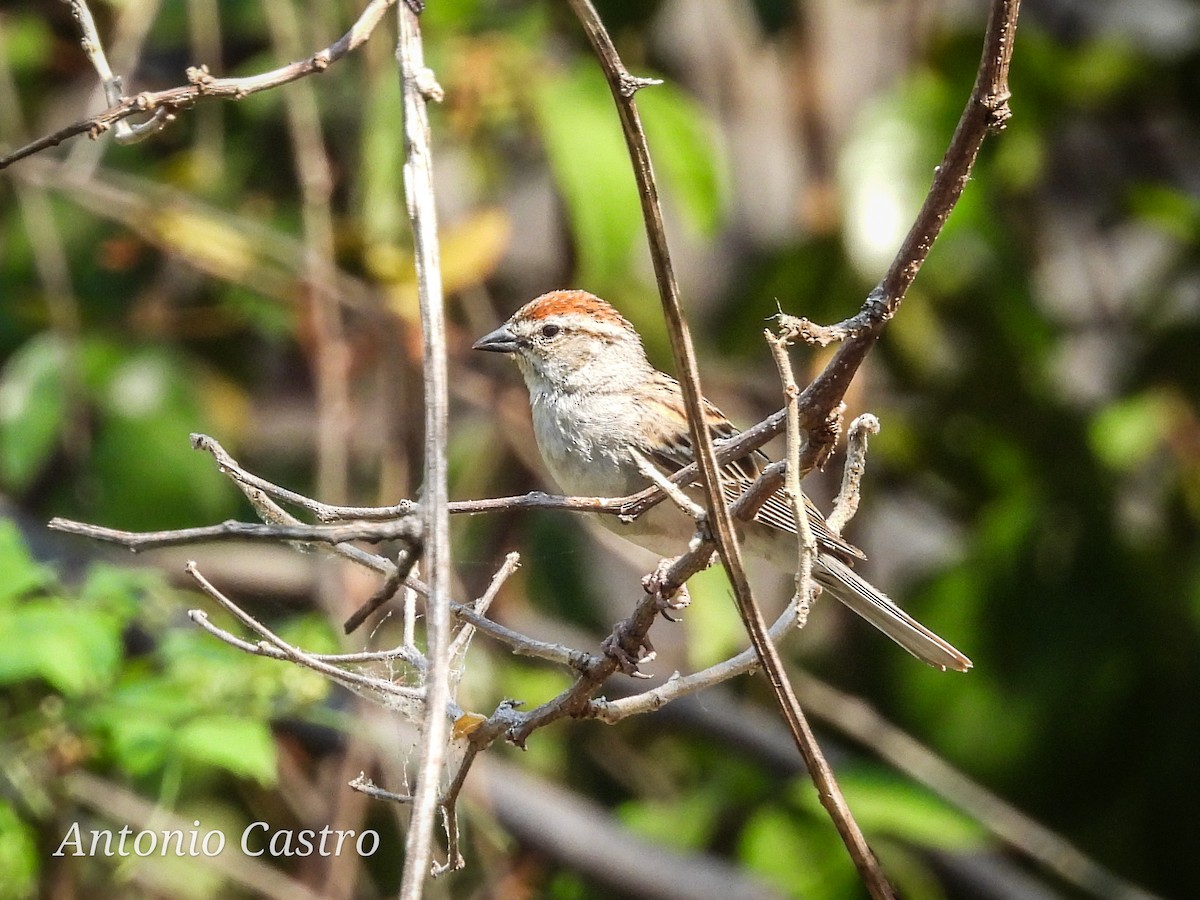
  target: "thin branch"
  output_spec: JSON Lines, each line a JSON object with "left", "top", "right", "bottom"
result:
{"left": 349, "top": 773, "right": 412, "bottom": 804}
{"left": 783, "top": 0, "right": 1023, "bottom": 468}
{"left": 430, "top": 744, "right": 479, "bottom": 877}
{"left": 827, "top": 414, "right": 880, "bottom": 535}
{"left": 60, "top": 0, "right": 172, "bottom": 144}
{"left": 589, "top": 601, "right": 800, "bottom": 724}
{"left": 567, "top": 1, "right": 894, "bottom": 893}
{"left": 767, "top": 331, "right": 820, "bottom": 628}
{"left": 395, "top": 5, "right": 452, "bottom": 894}
{"left": 448, "top": 552, "right": 520, "bottom": 664}
{"left": 47, "top": 516, "right": 421, "bottom": 550}
{"left": 191, "top": 434, "right": 418, "bottom": 523}
{"left": 342, "top": 550, "right": 418, "bottom": 635}
{"left": 0, "top": 0, "right": 398, "bottom": 169}
{"left": 185, "top": 565, "right": 423, "bottom": 700}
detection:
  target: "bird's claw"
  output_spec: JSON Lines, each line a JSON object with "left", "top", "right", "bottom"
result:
{"left": 655, "top": 583, "right": 691, "bottom": 622}
{"left": 602, "top": 632, "right": 655, "bottom": 678}
{"left": 643, "top": 559, "right": 689, "bottom": 622}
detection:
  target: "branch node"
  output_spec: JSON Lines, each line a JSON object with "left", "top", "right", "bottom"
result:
{"left": 414, "top": 68, "right": 444, "bottom": 103}
{"left": 187, "top": 65, "right": 215, "bottom": 89}
{"left": 984, "top": 90, "right": 1013, "bottom": 131}
{"left": 618, "top": 72, "right": 663, "bottom": 98}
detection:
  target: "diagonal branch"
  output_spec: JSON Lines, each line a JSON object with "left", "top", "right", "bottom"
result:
{"left": 783, "top": 0, "right": 1022, "bottom": 467}
{"left": 566, "top": 1, "right": 895, "bottom": 894}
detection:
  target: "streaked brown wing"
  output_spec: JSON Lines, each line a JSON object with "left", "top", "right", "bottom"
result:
{"left": 640, "top": 388, "right": 865, "bottom": 562}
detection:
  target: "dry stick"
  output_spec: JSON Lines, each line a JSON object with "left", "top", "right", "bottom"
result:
{"left": 61, "top": 0, "right": 174, "bottom": 144}
{"left": 566, "top": 1, "right": 894, "bottom": 894}
{"left": 186, "top": 563, "right": 424, "bottom": 701}
{"left": 191, "top": 434, "right": 418, "bottom": 523}
{"left": 0, "top": 0, "right": 399, "bottom": 170}
{"left": 47, "top": 515, "right": 421, "bottom": 548}
{"left": 395, "top": 5, "right": 452, "bottom": 896}
{"left": 767, "top": 332, "right": 819, "bottom": 627}
{"left": 827, "top": 414, "right": 880, "bottom": 536}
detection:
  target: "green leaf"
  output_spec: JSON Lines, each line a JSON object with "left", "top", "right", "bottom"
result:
{"left": 534, "top": 66, "right": 642, "bottom": 288}
{"left": 174, "top": 715, "right": 278, "bottom": 786}
{"left": 0, "top": 520, "right": 56, "bottom": 604}
{"left": 796, "top": 768, "right": 984, "bottom": 850}
{"left": 640, "top": 83, "right": 726, "bottom": 236}
{"left": 0, "top": 602, "right": 123, "bottom": 695}
{"left": 1090, "top": 391, "right": 1173, "bottom": 472}
{"left": 105, "top": 713, "right": 175, "bottom": 777}
{"left": 533, "top": 66, "right": 725, "bottom": 287}
{"left": 0, "top": 332, "right": 68, "bottom": 490}
{"left": 0, "top": 801, "right": 38, "bottom": 899}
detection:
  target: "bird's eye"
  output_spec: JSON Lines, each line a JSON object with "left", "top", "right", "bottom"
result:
{"left": 540, "top": 324, "right": 561, "bottom": 338}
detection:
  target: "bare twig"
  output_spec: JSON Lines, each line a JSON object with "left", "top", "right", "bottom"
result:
{"left": 395, "top": 5, "right": 452, "bottom": 894}
{"left": 342, "top": 551, "right": 418, "bottom": 635}
{"left": 448, "top": 552, "right": 520, "bottom": 665}
{"left": 0, "top": 0, "right": 398, "bottom": 169}
{"left": 590, "top": 602, "right": 801, "bottom": 724}
{"left": 186, "top": 565, "right": 424, "bottom": 701}
{"left": 61, "top": 0, "right": 173, "bottom": 144}
{"left": 827, "top": 414, "right": 880, "bottom": 535}
{"left": 349, "top": 773, "right": 412, "bottom": 804}
{"left": 630, "top": 449, "right": 707, "bottom": 522}
{"left": 47, "top": 515, "right": 421, "bottom": 549}
{"left": 191, "top": 434, "right": 418, "bottom": 523}
{"left": 767, "top": 332, "right": 820, "bottom": 628}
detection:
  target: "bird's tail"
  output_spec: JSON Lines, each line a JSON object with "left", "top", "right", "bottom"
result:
{"left": 813, "top": 556, "right": 972, "bottom": 672}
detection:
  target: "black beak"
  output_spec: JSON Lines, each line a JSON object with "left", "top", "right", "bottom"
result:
{"left": 472, "top": 323, "right": 520, "bottom": 354}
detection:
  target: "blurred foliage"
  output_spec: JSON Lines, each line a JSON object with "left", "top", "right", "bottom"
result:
{"left": 0, "top": 521, "right": 333, "bottom": 897}
{"left": 1, "top": 0, "right": 1199, "bottom": 898}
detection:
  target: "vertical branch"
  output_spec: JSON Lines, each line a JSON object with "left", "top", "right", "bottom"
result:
{"left": 567, "top": 1, "right": 894, "bottom": 895}
{"left": 60, "top": 0, "right": 173, "bottom": 143}
{"left": 767, "top": 333, "right": 818, "bottom": 626}
{"left": 395, "top": 7, "right": 450, "bottom": 897}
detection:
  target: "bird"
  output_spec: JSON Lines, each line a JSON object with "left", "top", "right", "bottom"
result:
{"left": 473, "top": 289, "right": 971, "bottom": 672}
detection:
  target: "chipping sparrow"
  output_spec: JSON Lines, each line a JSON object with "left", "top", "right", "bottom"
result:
{"left": 474, "top": 290, "right": 971, "bottom": 672}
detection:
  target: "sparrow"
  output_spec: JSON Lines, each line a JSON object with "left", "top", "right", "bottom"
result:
{"left": 473, "top": 290, "right": 970, "bottom": 672}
